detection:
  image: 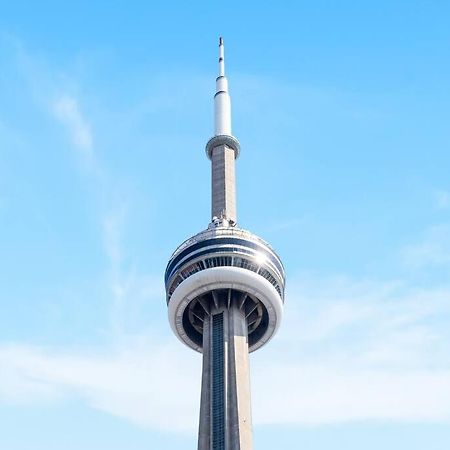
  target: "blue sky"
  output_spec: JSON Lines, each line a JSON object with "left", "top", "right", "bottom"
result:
{"left": 1, "top": 1, "right": 450, "bottom": 448}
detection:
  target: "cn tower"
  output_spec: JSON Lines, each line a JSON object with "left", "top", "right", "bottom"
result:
{"left": 165, "top": 38, "right": 286, "bottom": 450}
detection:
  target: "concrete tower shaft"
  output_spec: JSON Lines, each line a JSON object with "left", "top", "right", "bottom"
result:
{"left": 198, "top": 297, "right": 252, "bottom": 450}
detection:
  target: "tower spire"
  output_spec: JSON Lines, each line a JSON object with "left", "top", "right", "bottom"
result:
{"left": 218, "top": 36, "right": 225, "bottom": 77}
{"left": 206, "top": 37, "right": 241, "bottom": 225}
{"left": 215, "top": 37, "right": 231, "bottom": 136}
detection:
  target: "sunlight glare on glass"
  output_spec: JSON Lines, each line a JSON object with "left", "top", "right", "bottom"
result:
{"left": 254, "top": 252, "right": 267, "bottom": 265}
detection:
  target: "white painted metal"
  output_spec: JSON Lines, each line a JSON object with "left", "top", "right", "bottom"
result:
{"left": 214, "top": 37, "right": 232, "bottom": 136}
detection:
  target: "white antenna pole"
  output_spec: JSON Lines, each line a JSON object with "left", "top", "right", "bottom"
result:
{"left": 214, "top": 37, "right": 232, "bottom": 135}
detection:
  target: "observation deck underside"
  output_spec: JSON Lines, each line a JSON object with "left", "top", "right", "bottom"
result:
{"left": 183, "top": 288, "right": 268, "bottom": 351}
{"left": 198, "top": 297, "right": 252, "bottom": 450}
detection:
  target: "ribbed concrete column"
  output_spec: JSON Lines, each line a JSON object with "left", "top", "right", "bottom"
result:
{"left": 198, "top": 298, "right": 252, "bottom": 450}
{"left": 211, "top": 144, "right": 237, "bottom": 224}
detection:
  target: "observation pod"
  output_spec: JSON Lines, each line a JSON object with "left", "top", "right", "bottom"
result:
{"left": 165, "top": 225, "right": 285, "bottom": 353}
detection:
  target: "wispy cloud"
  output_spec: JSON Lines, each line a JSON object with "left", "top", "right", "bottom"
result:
{"left": 53, "top": 94, "right": 93, "bottom": 160}
{"left": 401, "top": 224, "right": 450, "bottom": 268}
{"left": 102, "top": 208, "right": 126, "bottom": 271}
{"left": 10, "top": 40, "right": 154, "bottom": 337}
{"left": 1, "top": 273, "right": 449, "bottom": 431}
{"left": 10, "top": 40, "right": 95, "bottom": 165}
{"left": 433, "top": 189, "right": 450, "bottom": 210}
{"left": 0, "top": 338, "right": 200, "bottom": 433}
{"left": 253, "top": 365, "right": 450, "bottom": 425}
{"left": 5, "top": 39, "right": 99, "bottom": 177}
{"left": 99, "top": 203, "right": 166, "bottom": 337}
{"left": 4, "top": 36, "right": 169, "bottom": 363}
{"left": 252, "top": 273, "right": 450, "bottom": 425}
{"left": 278, "top": 274, "right": 450, "bottom": 364}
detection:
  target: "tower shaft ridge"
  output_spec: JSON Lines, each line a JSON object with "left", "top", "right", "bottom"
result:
{"left": 211, "top": 143, "right": 236, "bottom": 225}
{"left": 198, "top": 296, "right": 252, "bottom": 450}
{"left": 165, "top": 38, "right": 285, "bottom": 450}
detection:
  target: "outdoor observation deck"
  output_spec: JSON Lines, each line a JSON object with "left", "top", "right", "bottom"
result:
{"left": 165, "top": 226, "right": 285, "bottom": 302}
{"left": 165, "top": 226, "right": 285, "bottom": 353}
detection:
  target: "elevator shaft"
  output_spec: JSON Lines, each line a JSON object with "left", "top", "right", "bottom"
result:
{"left": 198, "top": 297, "right": 253, "bottom": 450}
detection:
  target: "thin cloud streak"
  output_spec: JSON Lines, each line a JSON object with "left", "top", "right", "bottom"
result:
{"left": 0, "top": 339, "right": 200, "bottom": 433}
{"left": 433, "top": 189, "right": 450, "bottom": 210}
{"left": 401, "top": 224, "right": 450, "bottom": 268}
{"left": 252, "top": 273, "right": 450, "bottom": 425}
{"left": 0, "top": 274, "right": 449, "bottom": 432}
{"left": 53, "top": 94, "right": 93, "bottom": 159}
{"left": 253, "top": 365, "right": 450, "bottom": 425}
